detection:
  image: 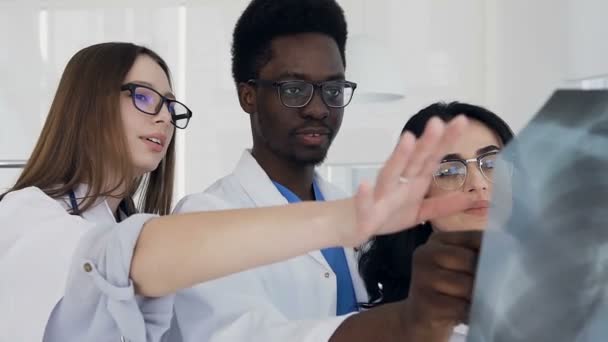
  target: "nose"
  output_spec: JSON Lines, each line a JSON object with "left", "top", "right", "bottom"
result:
{"left": 300, "top": 89, "right": 329, "bottom": 120}
{"left": 464, "top": 163, "right": 489, "bottom": 193}
{"left": 155, "top": 102, "right": 173, "bottom": 127}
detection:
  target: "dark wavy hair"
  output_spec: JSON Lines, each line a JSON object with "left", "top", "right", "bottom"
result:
{"left": 231, "top": 0, "right": 347, "bottom": 84}
{"left": 358, "top": 101, "right": 514, "bottom": 307}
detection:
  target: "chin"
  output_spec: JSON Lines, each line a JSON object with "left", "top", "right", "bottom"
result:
{"left": 134, "top": 159, "right": 163, "bottom": 175}
{"left": 292, "top": 150, "right": 328, "bottom": 166}
{"left": 464, "top": 217, "right": 489, "bottom": 231}
{"left": 433, "top": 215, "right": 488, "bottom": 231}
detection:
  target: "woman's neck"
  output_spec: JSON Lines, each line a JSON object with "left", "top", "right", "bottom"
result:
{"left": 102, "top": 179, "right": 131, "bottom": 218}
{"left": 105, "top": 196, "right": 122, "bottom": 216}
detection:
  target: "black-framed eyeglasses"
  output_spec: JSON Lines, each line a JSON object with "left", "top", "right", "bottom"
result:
{"left": 433, "top": 150, "right": 507, "bottom": 190}
{"left": 247, "top": 79, "right": 357, "bottom": 109}
{"left": 120, "top": 83, "right": 193, "bottom": 129}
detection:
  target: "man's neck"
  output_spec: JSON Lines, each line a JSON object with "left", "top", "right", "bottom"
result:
{"left": 251, "top": 148, "right": 316, "bottom": 201}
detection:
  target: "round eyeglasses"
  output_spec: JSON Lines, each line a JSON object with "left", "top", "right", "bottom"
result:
{"left": 121, "top": 83, "right": 193, "bottom": 129}
{"left": 433, "top": 151, "right": 505, "bottom": 190}
{"left": 248, "top": 79, "right": 357, "bottom": 109}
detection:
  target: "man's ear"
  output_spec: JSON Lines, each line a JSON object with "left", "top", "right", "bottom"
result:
{"left": 237, "top": 82, "right": 256, "bottom": 115}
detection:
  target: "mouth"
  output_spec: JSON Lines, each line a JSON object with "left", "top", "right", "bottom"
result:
{"left": 145, "top": 137, "right": 162, "bottom": 145}
{"left": 292, "top": 128, "right": 332, "bottom": 146}
{"left": 294, "top": 132, "right": 330, "bottom": 146}
{"left": 140, "top": 134, "right": 167, "bottom": 152}
{"left": 464, "top": 200, "right": 490, "bottom": 216}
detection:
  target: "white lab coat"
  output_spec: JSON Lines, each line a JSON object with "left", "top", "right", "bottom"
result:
{"left": 0, "top": 185, "right": 174, "bottom": 342}
{"left": 172, "top": 150, "right": 367, "bottom": 342}
{"left": 173, "top": 150, "right": 468, "bottom": 342}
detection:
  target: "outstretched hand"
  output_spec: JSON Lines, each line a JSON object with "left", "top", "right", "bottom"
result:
{"left": 347, "top": 116, "right": 477, "bottom": 246}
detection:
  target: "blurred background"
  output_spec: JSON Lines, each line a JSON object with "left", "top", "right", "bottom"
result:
{"left": 1, "top": 0, "right": 607, "bottom": 200}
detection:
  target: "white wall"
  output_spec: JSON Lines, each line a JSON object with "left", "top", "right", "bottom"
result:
{"left": 483, "top": 0, "right": 568, "bottom": 133}
{"left": 483, "top": 0, "right": 608, "bottom": 133}
{"left": 327, "top": 0, "right": 487, "bottom": 167}
{"left": 566, "top": 0, "right": 608, "bottom": 81}
{"left": 181, "top": 0, "right": 252, "bottom": 196}
{"left": 0, "top": 2, "right": 45, "bottom": 189}
{"left": 0, "top": 0, "right": 605, "bottom": 199}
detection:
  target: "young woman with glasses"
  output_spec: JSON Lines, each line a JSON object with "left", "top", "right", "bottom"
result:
{"left": 0, "top": 43, "right": 475, "bottom": 342}
{"left": 358, "top": 102, "right": 515, "bottom": 341}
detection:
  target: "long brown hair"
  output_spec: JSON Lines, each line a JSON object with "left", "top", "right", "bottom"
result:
{"left": 2, "top": 42, "right": 175, "bottom": 215}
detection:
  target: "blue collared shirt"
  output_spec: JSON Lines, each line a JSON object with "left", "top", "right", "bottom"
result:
{"left": 273, "top": 181, "right": 358, "bottom": 315}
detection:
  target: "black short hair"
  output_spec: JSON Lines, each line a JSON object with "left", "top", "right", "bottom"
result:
{"left": 402, "top": 101, "right": 514, "bottom": 145}
{"left": 231, "top": 0, "right": 348, "bottom": 84}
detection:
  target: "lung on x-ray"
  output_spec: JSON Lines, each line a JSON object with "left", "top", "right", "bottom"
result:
{"left": 467, "top": 89, "right": 608, "bottom": 342}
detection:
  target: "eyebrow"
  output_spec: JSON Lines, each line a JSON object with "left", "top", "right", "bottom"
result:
{"left": 477, "top": 145, "right": 501, "bottom": 155}
{"left": 442, "top": 145, "right": 501, "bottom": 161}
{"left": 276, "top": 71, "right": 345, "bottom": 82}
{"left": 130, "top": 80, "right": 175, "bottom": 99}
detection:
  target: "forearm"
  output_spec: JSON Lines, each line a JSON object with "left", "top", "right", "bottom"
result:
{"left": 131, "top": 199, "right": 356, "bottom": 297}
{"left": 330, "top": 301, "right": 453, "bottom": 342}
{"left": 330, "top": 302, "right": 408, "bottom": 342}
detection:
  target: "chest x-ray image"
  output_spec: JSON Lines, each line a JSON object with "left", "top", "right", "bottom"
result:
{"left": 467, "top": 89, "right": 608, "bottom": 342}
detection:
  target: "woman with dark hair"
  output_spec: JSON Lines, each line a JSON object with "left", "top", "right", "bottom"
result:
{"left": 0, "top": 43, "right": 473, "bottom": 341}
{"left": 359, "top": 101, "right": 514, "bottom": 341}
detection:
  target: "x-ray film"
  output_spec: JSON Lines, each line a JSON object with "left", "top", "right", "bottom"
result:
{"left": 468, "top": 89, "right": 608, "bottom": 342}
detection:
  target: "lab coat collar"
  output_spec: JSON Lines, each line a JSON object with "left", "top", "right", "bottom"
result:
{"left": 231, "top": 150, "right": 349, "bottom": 205}
{"left": 61, "top": 184, "right": 122, "bottom": 224}
{"left": 231, "top": 150, "right": 368, "bottom": 303}
{"left": 232, "top": 151, "right": 330, "bottom": 271}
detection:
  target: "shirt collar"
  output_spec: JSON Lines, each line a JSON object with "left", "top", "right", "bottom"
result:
{"left": 272, "top": 180, "right": 325, "bottom": 203}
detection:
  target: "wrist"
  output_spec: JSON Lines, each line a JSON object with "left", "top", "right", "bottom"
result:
{"left": 322, "top": 198, "right": 366, "bottom": 247}
{"left": 307, "top": 199, "right": 357, "bottom": 248}
{"left": 400, "top": 300, "right": 454, "bottom": 342}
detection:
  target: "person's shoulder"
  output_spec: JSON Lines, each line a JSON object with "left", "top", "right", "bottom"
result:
{"left": 205, "top": 173, "right": 240, "bottom": 196}
{"left": 0, "top": 187, "right": 83, "bottom": 249}
{"left": 2, "top": 186, "right": 45, "bottom": 199}
{"left": 174, "top": 192, "right": 235, "bottom": 213}
{"left": 173, "top": 176, "right": 237, "bottom": 214}
{"left": 315, "top": 174, "right": 349, "bottom": 200}
{"left": 1, "top": 186, "right": 66, "bottom": 212}
{"left": 174, "top": 173, "right": 249, "bottom": 213}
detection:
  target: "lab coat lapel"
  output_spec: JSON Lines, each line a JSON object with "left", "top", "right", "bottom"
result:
{"left": 232, "top": 151, "right": 331, "bottom": 271}
{"left": 69, "top": 184, "right": 118, "bottom": 225}
{"left": 343, "top": 247, "right": 369, "bottom": 303}
{"left": 316, "top": 176, "right": 369, "bottom": 303}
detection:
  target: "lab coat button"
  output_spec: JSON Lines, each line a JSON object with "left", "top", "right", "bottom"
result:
{"left": 83, "top": 262, "right": 93, "bottom": 273}
{"left": 324, "top": 272, "right": 330, "bottom": 278}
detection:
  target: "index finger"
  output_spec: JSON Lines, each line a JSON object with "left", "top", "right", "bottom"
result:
{"left": 419, "top": 115, "right": 469, "bottom": 177}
